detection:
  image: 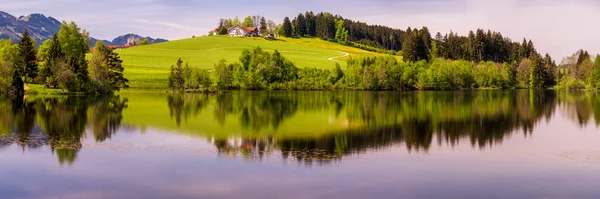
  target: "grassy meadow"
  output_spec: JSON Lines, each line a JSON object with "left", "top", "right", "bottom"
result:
{"left": 116, "top": 36, "right": 401, "bottom": 88}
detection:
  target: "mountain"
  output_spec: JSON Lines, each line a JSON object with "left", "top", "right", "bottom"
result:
{"left": 0, "top": 11, "right": 167, "bottom": 46}
{"left": 109, "top": 34, "right": 167, "bottom": 46}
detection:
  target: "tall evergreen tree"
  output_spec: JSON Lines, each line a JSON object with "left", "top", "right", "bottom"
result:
{"left": 305, "top": 11, "right": 317, "bottom": 37}
{"left": 296, "top": 13, "right": 307, "bottom": 37}
{"left": 259, "top": 17, "right": 268, "bottom": 36}
{"left": 106, "top": 50, "right": 129, "bottom": 90}
{"left": 282, "top": 17, "right": 292, "bottom": 37}
{"left": 17, "top": 29, "right": 38, "bottom": 82}
{"left": 529, "top": 55, "right": 544, "bottom": 89}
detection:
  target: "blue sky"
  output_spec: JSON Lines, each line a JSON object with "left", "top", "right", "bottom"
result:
{"left": 2, "top": 0, "right": 599, "bottom": 60}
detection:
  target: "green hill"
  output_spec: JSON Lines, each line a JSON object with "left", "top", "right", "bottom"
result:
{"left": 116, "top": 36, "right": 401, "bottom": 88}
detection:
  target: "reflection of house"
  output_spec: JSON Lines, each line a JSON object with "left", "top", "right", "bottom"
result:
{"left": 213, "top": 26, "right": 258, "bottom": 37}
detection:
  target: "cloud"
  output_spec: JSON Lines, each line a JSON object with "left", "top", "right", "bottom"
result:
{"left": 1, "top": 0, "right": 599, "bottom": 59}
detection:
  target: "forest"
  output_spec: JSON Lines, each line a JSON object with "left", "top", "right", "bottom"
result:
{"left": 0, "top": 22, "right": 128, "bottom": 97}
{"left": 193, "top": 11, "right": 600, "bottom": 91}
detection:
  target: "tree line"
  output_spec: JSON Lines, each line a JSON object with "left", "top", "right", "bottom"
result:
{"left": 168, "top": 46, "right": 600, "bottom": 91}
{"left": 278, "top": 12, "right": 558, "bottom": 62}
{"left": 0, "top": 22, "right": 128, "bottom": 97}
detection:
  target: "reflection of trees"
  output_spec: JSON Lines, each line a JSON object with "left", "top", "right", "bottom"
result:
{"left": 0, "top": 96, "right": 128, "bottom": 165}
{"left": 88, "top": 96, "right": 129, "bottom": 142}
{"left": 210, "top": 90, "right": 566, "bottom": 165}
{"left": 167, "top": 94, "right": 209, "bottom": 126}
{"left": 558, "top": 91, "right": 600, "bottom": 126}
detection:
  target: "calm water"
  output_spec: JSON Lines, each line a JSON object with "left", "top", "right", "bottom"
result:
{"left": 1, "top": 90, "right": 600, "bottom": 199}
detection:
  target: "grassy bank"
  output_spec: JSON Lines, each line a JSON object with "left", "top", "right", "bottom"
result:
{"left": 117, "top": 36, "right": 401, "bottom": 89}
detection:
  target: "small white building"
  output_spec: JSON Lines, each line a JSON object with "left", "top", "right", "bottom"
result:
{"left": 126, "top": 36, "right": 141, "bottom": 46}
{"left": 228, "top": 26, "right": 258, "bottom": 37}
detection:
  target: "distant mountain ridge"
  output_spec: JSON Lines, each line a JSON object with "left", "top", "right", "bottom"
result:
{"left": 0, "top": 11, "right": 167, "bottom": 46}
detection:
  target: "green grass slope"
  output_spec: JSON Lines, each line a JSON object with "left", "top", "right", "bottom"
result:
{"left": 116, "top": 36, "right": 401, "bottom": 88}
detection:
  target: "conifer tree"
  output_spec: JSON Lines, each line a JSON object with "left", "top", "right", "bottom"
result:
{"left": 282, "top": 17, "right": 292, "bottom": 37}
{"left": 17, "top": 29, "right": 38, "bottom": 82}
{"left": 259, "top": 17, "right": 268, "bottom": 36}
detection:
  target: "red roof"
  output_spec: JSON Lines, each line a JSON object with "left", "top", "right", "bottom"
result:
{"left": 224, "top": 26, "right": 256, "bottom": 33}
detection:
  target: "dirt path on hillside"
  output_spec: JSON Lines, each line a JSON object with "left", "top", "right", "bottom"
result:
{"left": 328, "top": 51, "right": 350, "bottom": 61}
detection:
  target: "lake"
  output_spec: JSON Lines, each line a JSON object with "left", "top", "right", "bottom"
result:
{"left": 1, "top": 90, "right": 600, "bottom": 199}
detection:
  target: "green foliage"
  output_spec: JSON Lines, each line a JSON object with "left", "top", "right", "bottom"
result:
{"left": 334, "top": 20, "right": 348, "bottom": 45}
{"left": 259, "top": 17, "right": 268, "bottom": 36}
{"left": 140, "top": 38, "right": 149, "bottom": 45}
{"left": 402, "top": 27, "right": 430, "bottom": 62}
{"left": 295, "top": 13, "right": 307, "bottom": 37}
{"left": 282, "top": 17, "right": 293, "bottom": 37}
{"left": 529, "top": 55, "right": 544, "bottom": 89}
{"left": 218, "top": 26, "right": 228, "bottom": 35}
{"left": 416, "top": 59, "right": 473, "bottom": 90}
{"left": 213, "top": 59, "right": 234, "bottom": 90}
{"left": 58, "top": 21, "right": 89, "bottom": 61}
{"left": 0, "top": 40, "right": 19, "bottom": 96}
{"left": 328, "top": 63, "right": 344, "bottom": 85}
{"left": 17, "top": 29, "right": 38, "bottom": 82}
{"left": 473, "top": 62, "right": 503, "bottom": 88}
{"left": 593, "top": 55, "right": 600, "bottom": 89}
{"left": 242, "top": 16, "right": 254, "bottom": 27}
{"left": 168, "top": 58, "right": 185, "bottom": 90}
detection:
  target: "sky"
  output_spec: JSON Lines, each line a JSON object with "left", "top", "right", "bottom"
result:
{"left": 2, "top": 0, "right": 599, "bottom": 60}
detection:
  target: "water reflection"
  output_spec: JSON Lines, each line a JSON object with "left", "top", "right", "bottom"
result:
{"left": 1, "top": 90, "right": 599, "bottom": 165}
{"left": 0, "top": 96, "right": 128, "bottom": 165}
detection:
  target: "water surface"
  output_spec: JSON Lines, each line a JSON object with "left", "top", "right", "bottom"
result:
{"left": 1, "top": 91, "right": 600, "bottom": 199}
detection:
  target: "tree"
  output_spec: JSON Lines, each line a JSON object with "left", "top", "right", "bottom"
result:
{"left": 282, "top": 17, "right": 292, "bottom": 37}
{"left": 38, "top": 39, "right": 52, "bottom": 61}
{"left": 402, "top": 28, "right": 417, "bottom": 62}
{"left": 219, "top": 26, "right": 228, "bottom": 35}
{"left": 259, "top": 17, "right": 268, "bottom": 36}
{"left": 89, "top": 40, "right": 128, "bottom": 92}
{"left": 140, "top": 38, "right": 149, "bottom": 45}
{"left": 592, "top": 55, "right": 600, "bottom": 88}
{"left": 58, "top": 21, "right": 89, "bottom": 61}
{"left": 214, "top": 59, "right": 234, "bottom": 90}
{"left": 17, "top": 29, "right": 38, "bottom": 82}
{"left": 168, "top": 58, "right": 185, "bottom": 89}
{"left": 233, "top": 16, "right": 241, "bottom": 27}
{"left": 517, "top": 58, "right": 532, "bottom": 87}
{"left": 252, "top": 15, "right": 261, "bottom": 27}
{"left": 295, "top": 13, "right": 307, "bottom": 37}
{"left": 44, "top": 34, "right": 65, "bottom": 87}
{"left": 57, "top": 21, "right": 90, "bottom": 89}
{"left": 223, "top": 19, "right": 233, "bottom": 28}
{"left": 89, "top": 41, "right": 109, "bottom": 83}
{"left": 106, "top": 49, "right": 128, "bottom": 90}
{"left": 335, "top": 20, "right": 348, "bottom": 44}
{"left": 242, "top": 16, "right": 254, "bottom": 27}
{"left": 529, "top": 55, "right": 544, "bottom": 89}
{"left": 305, "top": 11, "right": 317, "bottom": 37}
{"left": 267, "top": 20, "right": 277, "bottom": 34}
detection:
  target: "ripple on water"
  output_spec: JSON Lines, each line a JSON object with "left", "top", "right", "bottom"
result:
{"left": 559, "top": 150, "right": 600, "bottom": 164}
